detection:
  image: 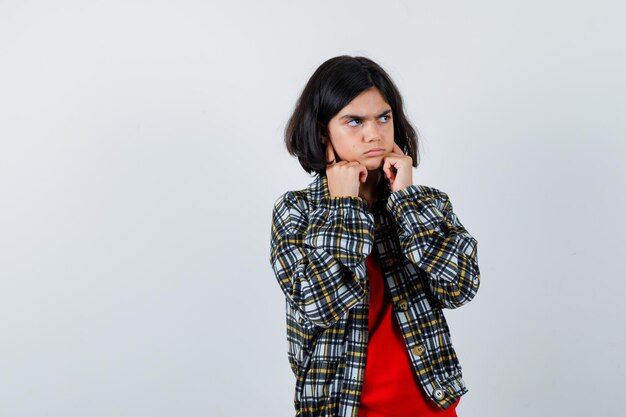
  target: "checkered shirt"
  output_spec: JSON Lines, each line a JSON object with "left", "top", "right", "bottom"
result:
{"left": 269, "top": 174, "right": 481, "bottom": 417}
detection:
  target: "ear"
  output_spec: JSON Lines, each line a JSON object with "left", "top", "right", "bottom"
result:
{"left": 318, "top": 122, "right": 329, "bottom": 145}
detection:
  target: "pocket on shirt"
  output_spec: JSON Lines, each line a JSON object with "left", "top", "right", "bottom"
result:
{"left": 287, "top": 303, "right": 316, "bottom": 374}
{"left": 298, "top": 360, "right": 342, "bottom": 415}
{"left": 430, "top": 308, "right": 464, "bottom": 380}
{"left": 309, "top": 316, "right": 348, "bottom": 362}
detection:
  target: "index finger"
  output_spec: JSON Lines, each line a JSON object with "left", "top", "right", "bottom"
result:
{"left": 326, "top": 140, "right": 337, "bottom": 165}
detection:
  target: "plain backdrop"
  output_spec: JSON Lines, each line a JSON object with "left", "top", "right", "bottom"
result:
{"left": 1, "top": 1, "right": 625, "bottom": 416}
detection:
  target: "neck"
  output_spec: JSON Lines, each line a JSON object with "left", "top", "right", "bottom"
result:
{"left": 359, "top": 168, "right": 384, "bottom": 205}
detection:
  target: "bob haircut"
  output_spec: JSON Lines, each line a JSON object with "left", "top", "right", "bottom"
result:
{"left": 285, "top": 55, "right": 420, "bottom": 177}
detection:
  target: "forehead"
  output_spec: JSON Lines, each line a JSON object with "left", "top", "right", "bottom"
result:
{"left": 338, "top": 88, "right": 391, "bottom": 115}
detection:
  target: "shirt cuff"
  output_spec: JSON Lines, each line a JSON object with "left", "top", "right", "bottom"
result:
{"left": 386, "top": 185, "right": 446, "bottom": 233}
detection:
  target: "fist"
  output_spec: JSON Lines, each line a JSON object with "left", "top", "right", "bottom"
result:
{"left": 324, "top": 139, "right": 368, "bottom": 198}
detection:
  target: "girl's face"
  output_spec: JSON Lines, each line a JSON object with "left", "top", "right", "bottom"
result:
{"left": 324, "top": 87, "right": 395, "bottom": 171}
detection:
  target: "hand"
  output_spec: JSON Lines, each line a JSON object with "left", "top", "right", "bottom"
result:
{"left": 325, "top": 139, "right": 368, "bottom": 198}
{"left": 383, "top": 143, "right": 413, "bottom": 193}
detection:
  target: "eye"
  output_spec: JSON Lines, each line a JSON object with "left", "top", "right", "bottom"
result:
{"left": 379, "top": 114, "right": 391, "bottom": 123}
{"left": 347, "top": 119, "right": 362, "bottom": 127}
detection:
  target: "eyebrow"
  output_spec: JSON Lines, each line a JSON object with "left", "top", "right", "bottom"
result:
{"left": 339, "top": 109, "right": 392, "bottom": 120}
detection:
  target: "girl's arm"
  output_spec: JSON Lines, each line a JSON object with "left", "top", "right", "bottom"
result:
{"left": 387, "top": 185, "right": 481, "bottom": 309}
{"left": 270, "top": 191, "right": 374, "bottom": 328}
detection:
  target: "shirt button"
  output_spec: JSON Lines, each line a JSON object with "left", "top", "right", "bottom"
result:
{"left": 433, "top": 389, "right": 445, "bottom": 400}
{"left": 413, "top": 344, "right": 426, "bottom": 356}
{"left": 375, "top": 223, "right": 383, "bottom": 233}
{"left": 384, "top": 258, "right": 395, "bottom": 268}
{"left": 396, "top": 299, "right": 408, "bottom": 311}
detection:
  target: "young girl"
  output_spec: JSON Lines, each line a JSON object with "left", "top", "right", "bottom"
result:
{"left": 269, "top": 56, "right": 481, "bottom": 417}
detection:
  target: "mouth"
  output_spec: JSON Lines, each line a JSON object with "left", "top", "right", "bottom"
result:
{"left": 364, "top": 148, "right": 385, "bottom": 156}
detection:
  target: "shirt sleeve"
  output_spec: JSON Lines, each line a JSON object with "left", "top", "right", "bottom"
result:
{"left": 386, "top": 185, "right": 481, "bottom": 309}
{"left": 269, "top": 191, "right": 375, "bottom": 328}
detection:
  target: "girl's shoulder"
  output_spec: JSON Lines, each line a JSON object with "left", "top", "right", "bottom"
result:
{"left": 271, "top": 189, "right": 309, "bottom": 219}
{"left": 272, "top": 175, "right": 325, "bottom": 212}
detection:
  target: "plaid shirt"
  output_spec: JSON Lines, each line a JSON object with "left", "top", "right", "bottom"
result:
{"left": 269, "top": 174, "right": 480, "bottom": 417}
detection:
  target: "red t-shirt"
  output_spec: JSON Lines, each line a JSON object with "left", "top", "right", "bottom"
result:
{"left": 358, "top": 246, "right": 460, "bottom": 417}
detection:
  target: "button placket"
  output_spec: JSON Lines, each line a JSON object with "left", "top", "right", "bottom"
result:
{"left": 412, "top": 344, "right": 426, "bottom": 356}
{"left": 433, "top": 389, "right": 445, "bottom": 400}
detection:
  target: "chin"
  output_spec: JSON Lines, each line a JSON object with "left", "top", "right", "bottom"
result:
{"left": 366, "top": 162, "right": 384, "bottom": 171}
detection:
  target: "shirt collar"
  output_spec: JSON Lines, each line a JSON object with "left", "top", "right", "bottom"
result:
{"left": 307, "top": 174, "right": 392, "bottom": 212}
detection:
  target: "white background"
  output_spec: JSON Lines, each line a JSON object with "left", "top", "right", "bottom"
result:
{"left": 1, "top": 1, "right": 624, "bottom": 416}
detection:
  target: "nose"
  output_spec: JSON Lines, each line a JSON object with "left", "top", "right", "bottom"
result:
{"left": 362, "top": 120, "right": 381, "bottom": 142}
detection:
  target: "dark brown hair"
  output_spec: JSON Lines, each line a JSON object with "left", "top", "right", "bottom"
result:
{"left": 284, "top": 55, "right": 420, "bottom": 177}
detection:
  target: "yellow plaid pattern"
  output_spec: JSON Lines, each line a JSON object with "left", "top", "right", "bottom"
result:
{"left": 270, "top": 174, "right": 480, "bottom": 416}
